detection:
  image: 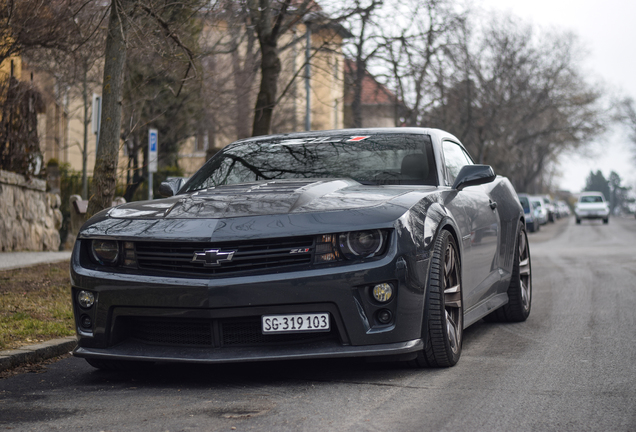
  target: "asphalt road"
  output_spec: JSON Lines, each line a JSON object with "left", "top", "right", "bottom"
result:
{"left": 1, "top": 216, "right": 635, "bottom": 431}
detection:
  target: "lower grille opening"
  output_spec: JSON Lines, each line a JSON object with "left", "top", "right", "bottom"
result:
{"left": 119, "top": 316, "right": 339, "bottom": 348}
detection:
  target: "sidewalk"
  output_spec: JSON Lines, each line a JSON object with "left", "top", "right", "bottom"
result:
{"left": 0, "top": 250, "right": 72, "bottom": 271}
{"left": 0, "top": 251, "right": 76, "bottom": 373}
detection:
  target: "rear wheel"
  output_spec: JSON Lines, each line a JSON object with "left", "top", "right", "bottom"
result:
{"left": 603, "top": 217, "right": 609, "bottom": 224}
{"left": 576, "top": 218, "right": 581, "bottom": 224}
{"left": 487, "top": 222, "right": 532, "bottom": 322}
{"left": 411, "top": 230, "right": 462, "bottom": 368}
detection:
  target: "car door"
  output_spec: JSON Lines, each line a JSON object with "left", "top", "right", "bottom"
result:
{"left": 441, "top": 140, "right": 500, "bottom": 311}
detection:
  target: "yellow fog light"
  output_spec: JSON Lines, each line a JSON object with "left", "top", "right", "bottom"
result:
{"left": 372, "top": 283, "right": 393, "bottom": 303}
{"left": 78, "top": 290, "right": 95, "bottom": 309}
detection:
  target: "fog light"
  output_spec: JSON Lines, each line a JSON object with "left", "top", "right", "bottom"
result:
{"left": 372, "top": 283, "right": 393, "bottom": 303}
{"left": 377, "top": 309, "right": 393, "bottom": 324}
{"left": 77, "top": 290, "right": 95, "bottom": 308}
{"left": 80, "top": 314, "right": 92, "bottom": 329}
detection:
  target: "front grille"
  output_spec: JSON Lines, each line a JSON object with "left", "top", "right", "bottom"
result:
{"left": 134, "top": 236, "right": 314, "bottom": 277}
{"left": 124, "top": 316, "right": 337, "bottom": 348}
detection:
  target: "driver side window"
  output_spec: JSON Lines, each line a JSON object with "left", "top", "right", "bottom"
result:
{"left": 442, "top": 141, "right": 473, "bottom": 185}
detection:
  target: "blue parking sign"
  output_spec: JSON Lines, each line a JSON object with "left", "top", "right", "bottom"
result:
{"left": 148, "top": 128, "right": 158, "bottom": 173}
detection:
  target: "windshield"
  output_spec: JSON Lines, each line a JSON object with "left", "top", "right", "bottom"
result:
{"left": 182, "top": 133, "right": 438, "bottom": 192}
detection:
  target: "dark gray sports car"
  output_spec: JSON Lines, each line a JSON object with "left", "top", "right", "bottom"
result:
{"left": 71, "top": 128, "right": 531, "bottom": 370}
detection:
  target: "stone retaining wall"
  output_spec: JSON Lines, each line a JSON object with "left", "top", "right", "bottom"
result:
{"left": 0, "top": 170, "right": 63, "bottom": 251}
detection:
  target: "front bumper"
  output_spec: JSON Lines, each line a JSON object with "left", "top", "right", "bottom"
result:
{"left": 70, "top": 236, "right": 430, "bottom": 364}
{"left": 575, "top": 210, "right": 609, "bottom": 219}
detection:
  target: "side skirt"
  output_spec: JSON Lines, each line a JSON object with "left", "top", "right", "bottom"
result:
{"left": 463, "top": 292, "right": 508, "bottom": 328}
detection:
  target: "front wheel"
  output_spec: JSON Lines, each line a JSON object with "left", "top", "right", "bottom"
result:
{"left": 603, "top": 218, "right": 609, "bottom": 224}
{"left": 411, "top": 230, "right": 463, "bottom": 368}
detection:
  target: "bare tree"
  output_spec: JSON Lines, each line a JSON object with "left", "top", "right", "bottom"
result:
{"left": 86, "top": 0, "right": 208, "bottom": 216}
{"left": 379, "top": 0, "right": 463, "bottom": 127}
{"left": 0, "top": 0, "right": 100, "bottom": 178}
{"left": 87, "top": 0, "right": 137, "bottom": 216}
{"left": 23, "top": 1, "right": 108, "bottom": 198}
{"left": 0, "top": 0, "right": 83, "bottom": 65}
{"left": 421, "top": 14, "right": 607, "bottom": 192}
{"left": 245, "top": 0, "right": 315, "bottom": 137}
{"left": 618, "top": 97, "right": 636, "bottom": 162}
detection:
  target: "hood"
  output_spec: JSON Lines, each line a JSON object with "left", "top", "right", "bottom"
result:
{"left": 107, "top": 179, "right": 434, "bottom": 220}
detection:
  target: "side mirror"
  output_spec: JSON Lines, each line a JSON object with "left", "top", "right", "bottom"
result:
{"left": 452, "top": 165, "right": 496, "bottom": 191}
{"left": 159, "top": 177, "right": 186, "bottom": 198}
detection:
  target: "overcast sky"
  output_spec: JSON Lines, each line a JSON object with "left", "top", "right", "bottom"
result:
{"left": 478, "top": 0, "right": 636, "bottom": 192}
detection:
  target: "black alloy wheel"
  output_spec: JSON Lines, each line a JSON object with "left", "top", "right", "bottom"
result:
{"left": 412, "top": 229, "right": 463, "bottom": 368}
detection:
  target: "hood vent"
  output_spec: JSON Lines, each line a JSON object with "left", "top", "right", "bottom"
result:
{"left": 204, "top": 180, "right": 317, "bottom": 196}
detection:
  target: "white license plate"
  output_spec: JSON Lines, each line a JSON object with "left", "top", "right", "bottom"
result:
{"left": 262, "top": 313, "right": 330, "bottom": 334}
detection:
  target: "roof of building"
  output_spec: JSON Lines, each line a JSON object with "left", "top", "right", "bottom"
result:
{"left": 344, "top": 59, "right": 400, "bottom": 106}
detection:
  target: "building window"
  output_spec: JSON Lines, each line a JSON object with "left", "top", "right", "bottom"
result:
{"left": 195, "top": 132, "right": 208, "bottom": 153}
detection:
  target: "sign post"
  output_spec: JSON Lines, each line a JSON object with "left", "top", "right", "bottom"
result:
{"left": 92, "top": 94, "right": 101, "bottom": 152}
{"left": 148, "top": 128, "right": 158, "bottom": 200}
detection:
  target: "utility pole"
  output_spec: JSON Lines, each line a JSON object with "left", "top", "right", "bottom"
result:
{"left": 305, "top": 21, "right": 311, "bottom": 131}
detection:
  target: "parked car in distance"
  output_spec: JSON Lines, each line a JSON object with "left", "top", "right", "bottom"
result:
{"left": 70, "top": 128, "right": 532, "bottom": 371}
{"left": 530, "top": 197, "right": 548, "bottom": 225}
{"left": 541, "top": 195, "right": 557, "bottom": 222}
{"left": 555, "top": 200, "right": 571, "bottom": 218}
{"left": 575, "top": 191, "right": 610, "bottom": 224}
{"left": 518, "top": 194, "right": 540, "bottom": 233}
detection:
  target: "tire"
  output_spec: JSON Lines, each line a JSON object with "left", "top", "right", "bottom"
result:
{"left": 411, "top": 230, "right": 463, "bottom": 368}
{"left": 576, "top": 218, "right": 581, "bottom": 224}
{"left": 85, "top": 358, "right": 154, "bottom": 371}
{"left": 486, "top": 222, "right": 532, "bottom": 322}
{"left": 527, "top": 221, "right": 535, "bottom": 233}
{"left": 603, "top": 218, "right": 609, "bottom": 224}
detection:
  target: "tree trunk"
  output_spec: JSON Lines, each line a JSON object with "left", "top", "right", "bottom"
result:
{"left": 87, "top": 0, "right": 134, "bottom": 217}
{"left": 252, "top": 40, "right": 281, "bottom": 137}
{"left": 351, "top": 57, "right": 365, "bottom": 128}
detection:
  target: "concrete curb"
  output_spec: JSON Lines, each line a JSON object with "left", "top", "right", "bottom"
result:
{"left": 0, "top": 336, "right": 77, "bottom": 372}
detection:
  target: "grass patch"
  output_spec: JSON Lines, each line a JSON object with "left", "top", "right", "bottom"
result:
{"left": 0, "top": 260, "right": 75, "bottom": 350}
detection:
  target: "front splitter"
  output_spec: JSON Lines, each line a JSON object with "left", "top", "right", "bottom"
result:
{"left": 73, "top": 338, "right": 423, "bottom": 364}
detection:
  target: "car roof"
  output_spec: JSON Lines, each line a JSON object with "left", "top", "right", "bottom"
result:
{"left": 231, "top": 127, "right": 461, "bottom": 144}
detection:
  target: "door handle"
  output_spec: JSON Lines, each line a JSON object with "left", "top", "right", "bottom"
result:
{"left": 489, "top": 200, "right": 498, "bottom": 210}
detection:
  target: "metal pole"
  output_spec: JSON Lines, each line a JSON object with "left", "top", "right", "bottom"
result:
{"left": 148, "top": 171, "right": 153, "bottom": 200}
{"left": 305, "top": 22, "right": 311, "bottom": 131}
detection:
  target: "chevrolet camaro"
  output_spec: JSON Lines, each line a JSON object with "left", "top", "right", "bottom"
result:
{"left": 71, "top": 128, "right": 532, "bottom": 370}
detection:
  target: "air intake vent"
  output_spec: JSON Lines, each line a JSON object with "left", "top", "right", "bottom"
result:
{"left": 125, "top": 316, "right": 337, "bottom": 347}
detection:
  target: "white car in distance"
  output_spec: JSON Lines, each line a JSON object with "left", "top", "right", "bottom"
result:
{"left": 575, "top": 192, "right": 610, "bottom": 224}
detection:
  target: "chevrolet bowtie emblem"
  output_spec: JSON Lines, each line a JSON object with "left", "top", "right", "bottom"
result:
{"left": 192, "top": 249, "right": 236, "bottom": 267}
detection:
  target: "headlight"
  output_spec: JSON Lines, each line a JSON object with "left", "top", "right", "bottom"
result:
{"left": 91, "top": 240, "right": 119, "bottom": 265}
{"left": 314, "top": 229, "right": 389, "bottom": 263}
{"left": 339, "top": 229, "right": 385, "bottom": 259}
